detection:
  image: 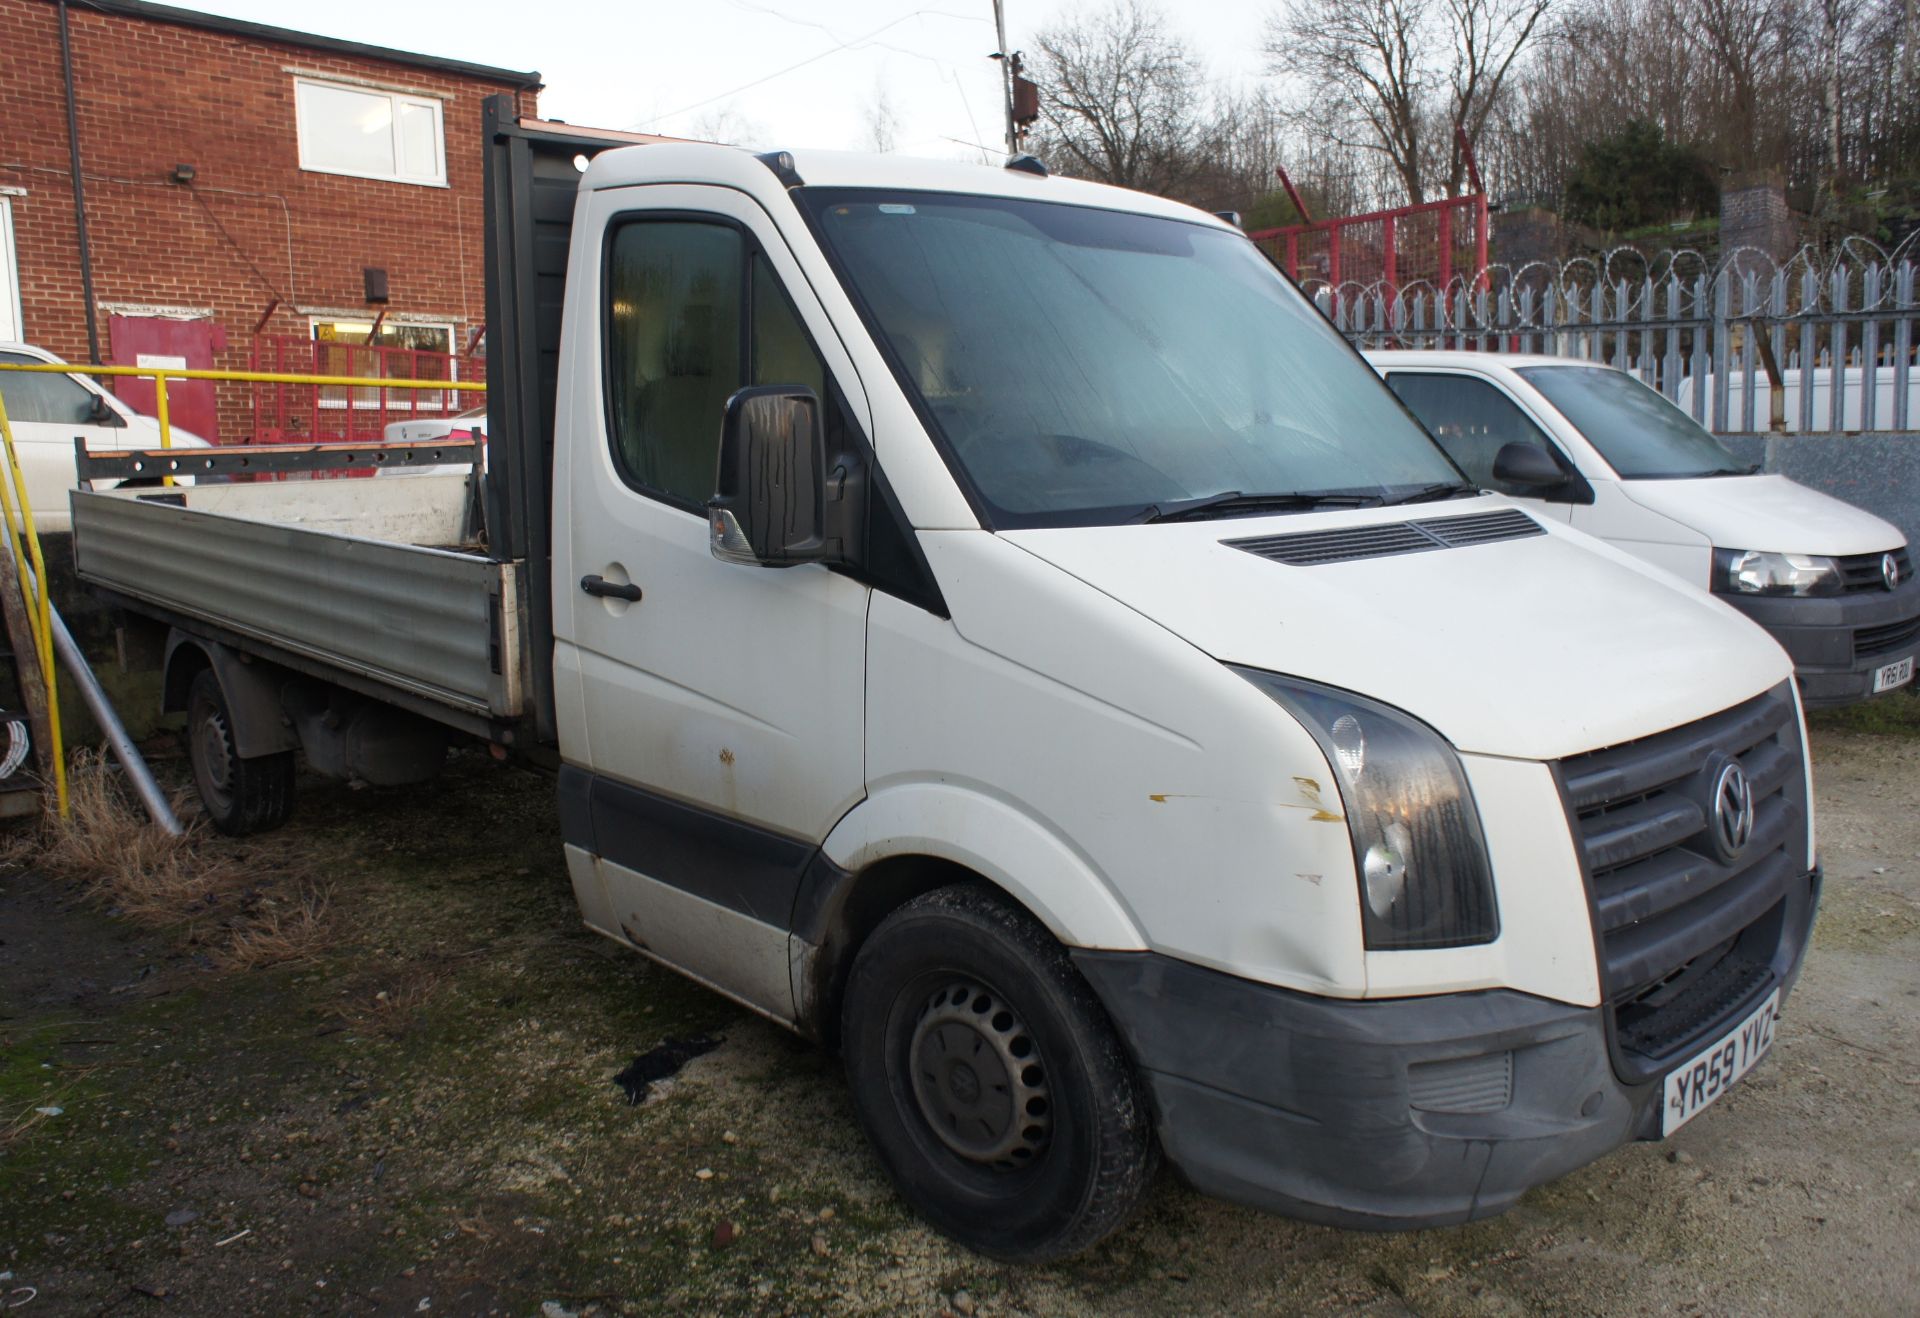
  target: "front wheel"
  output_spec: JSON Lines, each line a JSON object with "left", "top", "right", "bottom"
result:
{"left": 186, "top": 669, "right": 295, "bottom": 835}
{"left": 841, "top": 885, "right": 1157, "bottom": 1261}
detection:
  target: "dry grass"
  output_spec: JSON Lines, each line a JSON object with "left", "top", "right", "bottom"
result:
{"left": 9, "top": 749, "right": 332, "bottom": 969}
{"left": 0, "top": 1073, "right": 94, "bottom": 1150}
{"left": 216, "top": 887, "right": 332, "bottom": 971}
{"left": 326, "top": 963, "right": 447, "bottom": 1037}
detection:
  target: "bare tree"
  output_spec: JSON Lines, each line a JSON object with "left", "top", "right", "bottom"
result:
{"left": 1026, "top": 0, "right": 1218, "bottom": 196}
{"left": 683, "top": 106, "right": 771, "bottom": 149}
{"left": 864, "top": 78, "right": 900, "bottom": 154}
{"left": 1263, "top": 0, "right": 1551, "bottom": 204}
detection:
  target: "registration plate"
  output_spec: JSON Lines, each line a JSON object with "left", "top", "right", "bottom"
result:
{"left": 1661, "top": 989, "right": 1779, "bottom": 1135}
{"left": 1871, "top": 654, "right": 1915, "bottom": 694}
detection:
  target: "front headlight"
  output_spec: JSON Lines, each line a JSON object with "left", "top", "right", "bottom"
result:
{"left": 1712, "top": 548, "right": 1842, "bottom": 597}
{"left": 1237, "top": 670, "right": 1498, "bottom": 950}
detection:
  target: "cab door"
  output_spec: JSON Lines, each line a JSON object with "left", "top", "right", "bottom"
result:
{"left": 551, "top": 184, "right": 870, "bottom": 1022}
{"left": 1380, "top": 369, "right": 1582, "bottom": 523}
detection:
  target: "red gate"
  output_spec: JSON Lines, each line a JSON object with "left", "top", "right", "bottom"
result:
{"left": 249, "top": 335, "right": 484, "bottom": 446}
{"left": 1251, "top": 193, "right": 1489, "bottom": 297}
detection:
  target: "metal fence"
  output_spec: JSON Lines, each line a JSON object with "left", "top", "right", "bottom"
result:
{"left": 1318, "top": 239, "right": 1920, "bottom": 434}
{"left": 1252, "top": 193, "right": 1489, "bottom": 294}
{"left": 248, "top": 334, "right": 485, "bottom": 445}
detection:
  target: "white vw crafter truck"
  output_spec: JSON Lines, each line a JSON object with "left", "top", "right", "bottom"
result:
{"left": 70, "top": 102, "right": 1819, "bottom": 1261}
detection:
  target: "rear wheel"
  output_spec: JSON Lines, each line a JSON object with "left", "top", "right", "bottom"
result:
{"left": 186, "top": 669, "right": 295, "bottom": 835}
{"left": 841, "top": 885, "right": 1157, "bottom": 1261}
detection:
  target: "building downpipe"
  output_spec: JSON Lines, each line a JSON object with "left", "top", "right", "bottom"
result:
{"left": 57, "top": 0, "right": 103, "bottom": 364}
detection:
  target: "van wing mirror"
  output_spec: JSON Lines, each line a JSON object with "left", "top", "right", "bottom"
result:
{"left": 709, "top": 385, "right": 846, "bottom": 568}
{"left": 88, "top": 392, "right": 121, "bottom": 426}
{"left": 1490, "top": 441, "right": 1566, "bottom": 490}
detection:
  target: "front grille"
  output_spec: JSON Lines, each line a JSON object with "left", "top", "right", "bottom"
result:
{"left": 1837, "top": 546, "right": 1911, "bottom": 594}
{"left": 1856, "top": 615, "right": 1920, "bottom": 660}
{"left": 1556, "top": 683, "right": 1808, "bottom": 1070}
{"left": 1227, "top": 508, "right": 1541, "bottom": 566}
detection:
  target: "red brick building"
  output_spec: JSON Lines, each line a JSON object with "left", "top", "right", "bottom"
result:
{"left": 0, "top": 0, "right": 541, "bottom": 442}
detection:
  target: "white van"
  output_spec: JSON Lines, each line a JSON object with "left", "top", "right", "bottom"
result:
{"left": 0, "top": 342, "right": 212, "bottom": 532}
{"left": 1368, "top": 351, "right": 1918, "bottom": 706}
{"left": 74, "top": 107, "right": 1823, "bottom": 1260}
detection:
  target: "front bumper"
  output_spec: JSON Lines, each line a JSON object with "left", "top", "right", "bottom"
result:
{"left": 1072, "top": 868, "right": 1820, "bottom": 1231}
{"left": 1722, "top": 576, "right": 1920, "bottom": 707}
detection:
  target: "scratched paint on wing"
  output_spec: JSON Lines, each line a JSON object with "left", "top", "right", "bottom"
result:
{"left": 1292, "top": 775, "right": 1344, "bottom": 822}
{"left": 1145, "top": 790, "right": 1343, "bottom": 820}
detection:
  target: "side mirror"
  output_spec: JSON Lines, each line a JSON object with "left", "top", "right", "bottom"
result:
{"left": 88, "top": 392, "right": 121, "bottom": 426}
{"left": 1490, "top": 441, "right": 1566, "bottom": 490}
{"left": 709, "top": 385, "right": 851, "bottom": 568}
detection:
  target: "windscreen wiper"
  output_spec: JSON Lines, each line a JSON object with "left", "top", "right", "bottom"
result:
{"left": 1379, "top": 481, "right": 1479, "bottom": 506}
{"left": 1136, "top": 490, "right": 1384, "bottom": 524}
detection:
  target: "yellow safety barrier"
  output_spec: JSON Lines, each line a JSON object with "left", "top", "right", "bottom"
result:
{"left": 0, "top": 389, "right": 67, "bottom": 816}
{"left": 0, "top": 360, "right": 485, "bottom": 453}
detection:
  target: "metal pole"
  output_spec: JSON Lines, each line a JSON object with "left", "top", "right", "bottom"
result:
{"left": 57, "top": 0, "right": 103, "bottom": 365}
{"left": 155, "top": 374, "right": 174, "bottom": 487}
{"left": 32, "top": 567, "right": 182, "bottom": 836}
{"left": 992, "top": 0, "right": 1015, "bottom": 156}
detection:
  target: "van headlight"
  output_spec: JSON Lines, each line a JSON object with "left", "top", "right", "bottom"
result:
{"left": 1237, "top": 670, "right": 1499, "bottom": 950}
{"left": 1712, "top": 548, "right": 1842, "bottom": 597}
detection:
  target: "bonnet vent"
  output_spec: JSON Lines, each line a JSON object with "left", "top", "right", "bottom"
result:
{"left": 1226, "top": 508, "right": 1543, "bottom": 567}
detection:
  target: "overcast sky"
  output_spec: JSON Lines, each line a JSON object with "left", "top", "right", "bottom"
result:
{"left": 172, "top": 0, "right": 1269, "bottom": 162}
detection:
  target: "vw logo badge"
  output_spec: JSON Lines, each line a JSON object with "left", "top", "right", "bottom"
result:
{"left": 1886, "top": 552, "right": 1903, "bottom": 591}
{"left": 1712, "top": 761, "right": 1756, "bottom": 859}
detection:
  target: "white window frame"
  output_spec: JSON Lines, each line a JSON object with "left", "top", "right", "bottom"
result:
{"left": 293, "top": 77, "right": 447, "bottom": 187}
{"left": 0, "top": 196, "right": 23, "bottom": 343}
{"left": 309, "top": 317, "right": 461, "bottom": 413}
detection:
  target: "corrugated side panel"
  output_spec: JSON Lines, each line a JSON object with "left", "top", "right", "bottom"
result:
{"left": 73, "top": 491, "right": 512, "bottom": 718}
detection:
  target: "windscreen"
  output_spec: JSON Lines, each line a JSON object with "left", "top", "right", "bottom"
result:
{"left": 801, "top": 190, "right": 1462, "bottom": 526}
{"left": 1517, "top": 364, "right": 1750, "bottom": 479}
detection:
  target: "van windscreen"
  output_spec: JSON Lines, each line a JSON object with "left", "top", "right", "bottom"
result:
{"left": 1516, "top": 364, "right": 1752, "bottom": 479}
{"left": 800, "top": 190, "right": 1463, "bottom": 528}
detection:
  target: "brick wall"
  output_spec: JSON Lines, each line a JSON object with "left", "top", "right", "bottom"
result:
{"left": 1491, "top": 207, "right": 1564, "bottom": 269}
{"left": 0, "top": 0, "right": 536, "bottom": 439}
{"left": 1719, "top": 176, "right": 1796, "bottom": 276}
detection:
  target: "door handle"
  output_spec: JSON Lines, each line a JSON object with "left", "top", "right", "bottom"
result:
{"left": 580, "top": 574, "right": 643, "bottom": 602}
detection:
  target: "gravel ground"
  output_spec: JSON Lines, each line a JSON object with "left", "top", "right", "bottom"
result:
{"left": 0, "top": 723, "right": 1915, "bottom": 1316}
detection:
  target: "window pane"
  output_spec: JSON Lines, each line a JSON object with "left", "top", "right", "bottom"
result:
{"left": 1385, "top": 373, "right": 1555, "bottom": 494}
{"left": 396, "top": 101, "right": 441, "bottom": 181}
{"left": 750, "top": 254, "right": 824, "bottom": 397}
{"left": 1516, "top": 365, "right": 1747, "bottom": 479}
{"left": 606, "top": 222, "right": 743, "bottom": 505}
{"left": 310, "top": 321, "right": 454, "bottom": 409}
{"left": 299, "top": 82, "right": 396, "bottom": 176}
{"left": 0, "top": 351, "right": 97, "bottom": 425}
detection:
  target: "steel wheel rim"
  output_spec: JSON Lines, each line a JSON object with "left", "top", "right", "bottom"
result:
{"left": 194, "top": 702, "right": 237, "bottom": 812}
{"left": 906, "top": 978, "right": 1052, "bottom": 1168}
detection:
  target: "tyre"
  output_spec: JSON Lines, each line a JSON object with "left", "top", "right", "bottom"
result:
{"left": 841, "top": 884, "right": 1158, "bottom": 1261}
{"left": 186, "top": 668, "right": 296, "bottom": 835}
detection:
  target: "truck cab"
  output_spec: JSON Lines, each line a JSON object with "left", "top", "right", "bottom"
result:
{"left": 1367, "top": 350, "right": 1918, "bottom": 706}
{"left": 73, "top": 108, "right": 1821, "bottom": 1261}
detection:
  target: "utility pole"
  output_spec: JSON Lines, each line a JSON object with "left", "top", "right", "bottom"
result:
{"left": 992, "top": 0, "right": 1015, "bottom": 156}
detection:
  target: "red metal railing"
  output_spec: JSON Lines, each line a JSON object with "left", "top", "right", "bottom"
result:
{"left": 1251, "top": 194, "right": 1489, "bottom": 297}
{"left": 248, "top": 336, "right": 486, "bottom": 447}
